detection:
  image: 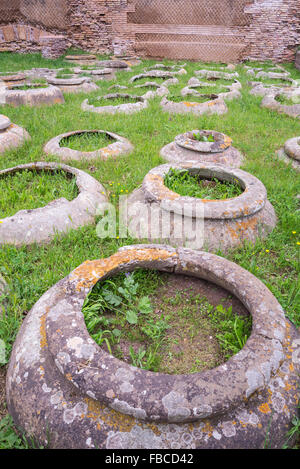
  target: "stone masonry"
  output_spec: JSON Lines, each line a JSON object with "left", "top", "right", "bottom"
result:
{"left": 0, "top": 1, "right": 299, "bottom": 62}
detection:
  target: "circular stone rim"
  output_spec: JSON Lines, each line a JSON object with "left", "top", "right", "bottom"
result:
{"left": 283, "top": 136, "right": 300, "bottom": 161}
{"left": 0, "top": 161, "right": 107, "bottom": 245}
{"left": 43, "top": 129, "right": 133, "bottom": 161}
{"left": 174, "top": 130, "right": 232, "bottom": 154}
{"left": 142, "top": 163, "right": 267, "bottom": 219}
{"left": 82, "top": 93, "right": 148, "bottom": 114}
{"left": 0, "top": 114, "right": 11, "bottom": 130}
{"left": 47, "top": 77, "right": 88, "bottom": 86}
{"left": 44, "top": 244, "right": 287, "bottom": 424}
{"left": 0, "top": 72, "right": 26, "bottom": 81}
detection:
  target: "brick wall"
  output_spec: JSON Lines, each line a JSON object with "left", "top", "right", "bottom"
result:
{"left": 244, "top": 0, "right": 300, "bottom": 62}
{"left": 0, "top": 0, "right": 299, "bottom": 62}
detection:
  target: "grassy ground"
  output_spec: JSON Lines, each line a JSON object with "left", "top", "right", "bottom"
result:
{"left": 0, "top": 50, "right": 299, "bottom": 448}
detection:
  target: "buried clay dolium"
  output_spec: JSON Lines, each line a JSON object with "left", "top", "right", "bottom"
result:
{"left": 43, "top": 130, "right": 134, "bottom": 162}
{"left": 0, "top": 114, "right": 30, "bottom": 154}
{"left": 160, "top": 130, "right": 243, "bottom": 167}
{"left": 1, "top": 84, "right": 65, "bottom": 107}
{"left": 277, "top": 136, "right": 300, "bottom": 171}
{"left": 6, "top": 244, "right": 300, "bottom": 448}
{"left": 124, "top": 163, "right": 276, "bottom": 252}
{"left": 81, "top": 93, "right": 148, "bottom": 115}
{"left": 0, "top": 162, "right": 107, "bottom": 246}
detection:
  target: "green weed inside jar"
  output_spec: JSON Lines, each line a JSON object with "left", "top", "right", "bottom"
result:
{"left": 164, "top": 168, "right": 243, "bottom": 200}
{"left": 0, "top": 169, "right": 78, "bottom": 218}
{"left": 60, "top": 131, "right": 116, "bottom": 152}
{"left": 82, "top": 269, "right": 252, "bottom": 374}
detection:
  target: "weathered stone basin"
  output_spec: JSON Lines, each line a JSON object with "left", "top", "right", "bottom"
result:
{"left": 43, "top": 129, "right": 134, "bottom": 162}
{"left": 47, "top": 77, "right": 99, "bottom": 94}
{"left": 1, "top": 84, "right": 64, "bottom": 107}
{"left": 249, "top": 81, "right": 297, "bottom": 97}
{"left": 0, "top": 162, "right": 107, "bottom": 246}
{"left": 261, "top": 89, "right": 300, "bottom": 118}
{"left": 160, "top": 130, "right": 243, "bottom": 168}
{"left": 6, "top": 244, "right": 300, "bottom": 448}
{"left": 0, "top": 114, "right": 30, "bottom": 154}
{"left": 277, "top": 136, "right": 300, "bottom": 171}
{"left": 182, "top": 78, "right": 242, "bottom": 101}
{"left": 65, "top": 55, "right": 98, "bottom": 66}
{"left": 124, "top": 163, "right": 276, "bottom": 252}
{"left": 81, "top": 93, "right": 148, "bottom": 115}
{"left": 160, "top": 95, "right": 228, "bottom": 116}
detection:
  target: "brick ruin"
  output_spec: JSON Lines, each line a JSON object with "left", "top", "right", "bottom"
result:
{"left": 0, "top": 0, "right": 299, "bottom": 63}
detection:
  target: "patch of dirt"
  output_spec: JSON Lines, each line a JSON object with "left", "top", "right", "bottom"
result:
{"left": 0, "top": 365, "right": 7, "bottom": 420}
{"left": 108, "top": 272, "right": 251, "bottom": 374}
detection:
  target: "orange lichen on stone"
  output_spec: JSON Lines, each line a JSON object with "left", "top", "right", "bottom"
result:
{"left": 258, "top": 403, "right": 271, "bottom": 414}
{"left": 40, "top": 311, "right": 49, "bottom": 349}
{"left": 70, "top": 248, "right": 178, "bottom": 292}
{"left": 147, "top": 174, "right": 180, "bottom": 201}
{"left": 183, "top": 102, "right": 198, "bottom": 107}
{"left": 84, "top": 397, "right": 137, "bottom": 433}
{"left": 202, "top": 420, "right": 214, "bottom": 437}
{"left": 226, "top": 216, "right": 259, "bottom": 240}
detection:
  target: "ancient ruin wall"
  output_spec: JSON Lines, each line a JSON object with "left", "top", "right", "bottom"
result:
{"left": 0, "top": 0, "right": 299, "bottom": 62}
{"left": 244, "top": 0, "right": 300, "bottom": 63}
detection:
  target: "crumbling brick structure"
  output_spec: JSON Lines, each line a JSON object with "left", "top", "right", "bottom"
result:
{"left": 0, "top": 0, "right": 299, "bottom": 63}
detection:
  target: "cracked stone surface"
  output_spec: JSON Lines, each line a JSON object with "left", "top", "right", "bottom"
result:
{"left": 160, "top": 130, "right": 243, "bottom": 168}
{"left": 0, "top": 114, "right": 30, "bottom": 154}
{"left": 0, "top": 162, "right": 107, "bottom": 246}
{"left": 43, "top": 129, "right": 134, "bottom": 162}
{"left": 81, "top": 94, "right": 148, "bottom": 115}
{"left": 6, "top": 244, "right": 300, "bottom": 448}
{"left": 124, "top": 163, "right": 276, "bottom": 252}
{"left": 1, "top": 84, "right": 65, "bottom": 107}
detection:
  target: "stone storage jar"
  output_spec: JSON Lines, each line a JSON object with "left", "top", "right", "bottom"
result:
{"left": 124, "top": 163, "right": 276, "bottom": 252}
{"left": 6, "top": 244, "right": 300, "bottom": 449}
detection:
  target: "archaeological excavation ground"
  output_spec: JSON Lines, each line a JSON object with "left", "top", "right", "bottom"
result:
{"left": 0, "top": 0, "right": 299, "bottom": 453}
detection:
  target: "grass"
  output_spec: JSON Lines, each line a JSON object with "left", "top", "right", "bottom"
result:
{"left": 168, "top": 93, "right": 218, "bottom": 103}
{"left": 87, "top": 94, "right": 142, "bottom": 107}
{"left": 0, "top": 169, "right": 78, "bottom": 218}
{"left": 82, "top": 269, "right": 252, "bottom": 373}
{"left": 60, "top": 131, "right": 116, "bottom": 151}
{"left": 164, "top": 168, "right": 243, "bottom": 199}
{"left": 275, "top": 94, "right": 300, "bottom": 106}
{"left": 9, "top": 84, "right": 48, "bottom": 90}
{"left": 0, "top": 50, "right": 299, "bottom": 448}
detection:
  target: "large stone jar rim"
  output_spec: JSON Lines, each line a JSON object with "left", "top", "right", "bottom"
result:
{"left": 45, "top": 245, "right": 286, "bottom": 424}
{"left": 142, "top": 163, "right": 267, "bottom": 220}
{"left": 174, "top": 130, "right": 232, "bottom": 154}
